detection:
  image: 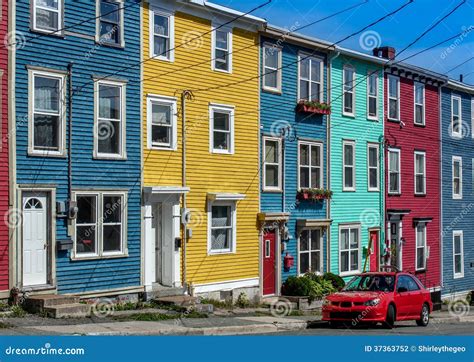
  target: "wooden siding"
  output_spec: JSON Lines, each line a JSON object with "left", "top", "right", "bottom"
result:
{"left": 143, "top": 6, "right": 261, "bottom": 285}
{"left": 384, "top": 74, "right": 441, "bottom": 289}
{"left": 0, "top": 0, "right": 9, "bottom": 292}
{"left": 329, "top": 55, "right": 385, "bottom": 277}
{"left": 259, "top": 36, "right": 328, "bottom": 280}
{"left": 15, "top": 0, "right": 142, "bottom": 293}
{"left": 440, "top": 87, "right": 474, "bottom": 295}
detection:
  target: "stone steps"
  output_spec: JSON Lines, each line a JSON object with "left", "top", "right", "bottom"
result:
{"left": 25, "top": 294, "right": 90, "bottom": 318}
{"left": 44, "top": 303, "right": 91, "bottom": 319}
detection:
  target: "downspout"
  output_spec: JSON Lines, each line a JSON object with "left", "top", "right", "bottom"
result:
{"left": 380, "top": 66, "right": 385, "bottom": 271}
{"left": 438, "top": 81, "right": 447, "bottom": 291}
{"left": 327, "top": 50, "right": 340, "bottom": 273}
{"left": 67, "top": 63, "right": 73, "bottom": 206}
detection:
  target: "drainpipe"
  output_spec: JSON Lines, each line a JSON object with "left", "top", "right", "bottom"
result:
{"left": 327, "top": 51, "right": 340, "bottom": 273}
{"left": 67, "top": 63, "right": 73, "bottom": 205}
{"left": 181, "top": 90, "right": 193, "bottom": 293}
{"left": 438, "top": 81, "right": 447, "bottom": 291}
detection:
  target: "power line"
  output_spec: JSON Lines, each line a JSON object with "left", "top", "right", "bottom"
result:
{"left": 445, "top": 56, "right": 474, "bottom": 74}
{"left": 191, "top": 0, "right": 414, "bottom": 93}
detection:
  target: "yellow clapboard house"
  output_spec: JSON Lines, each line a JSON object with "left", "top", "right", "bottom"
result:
{"left": 142, "top": 0, "right": 265, "bottom": 300}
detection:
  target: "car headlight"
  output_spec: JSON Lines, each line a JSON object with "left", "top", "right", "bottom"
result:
{"left": 364, "top": 298, "right": 380, "bottom": 306}
{"left": 322, "top": 299, "right": 332, "bottom": 306}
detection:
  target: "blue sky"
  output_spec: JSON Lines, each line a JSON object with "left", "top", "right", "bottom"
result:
{"left": 215, "top": 0, "right": 474, "bottom": 83}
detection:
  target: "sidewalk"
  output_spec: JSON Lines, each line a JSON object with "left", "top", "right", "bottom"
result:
{"left": 1, "top": 310, "right": 472, "bottom": 336}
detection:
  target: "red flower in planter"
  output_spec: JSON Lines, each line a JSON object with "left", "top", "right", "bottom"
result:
{"left": 296, "top": 100, "right": 331, "bottom": 115}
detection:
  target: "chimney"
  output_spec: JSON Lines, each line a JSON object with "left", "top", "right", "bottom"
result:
{"left": 373, "top": 46, "right": 396, "bottom": 60}
{"left": 460, "top": 74, "right": 464, "bottom": 83}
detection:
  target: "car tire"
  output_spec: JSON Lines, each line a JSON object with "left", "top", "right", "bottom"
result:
{"left": 384, "top": 304, "right": 395, "bottom": 329}
{"left": 416, "top": 304, "right": 430, "bottom": 327}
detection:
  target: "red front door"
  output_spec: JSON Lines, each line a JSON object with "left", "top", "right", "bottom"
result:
{"left": 263, "top": 230, "right": 276, "bottom": 295}
{"left": 369, "top": 230, "right": 379, "bottom": 272}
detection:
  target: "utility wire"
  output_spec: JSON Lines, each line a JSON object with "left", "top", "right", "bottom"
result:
{"left": 445, "top": 56, "right": 474, "bottom": 74}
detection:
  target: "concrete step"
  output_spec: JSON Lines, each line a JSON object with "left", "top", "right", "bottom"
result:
{"left": 150, "top": 286, "right": 186, "bottom": 298}
{"left": 25, "top": 294, "right": 80, "bottom": 313}
{"left": 154, "top": 295, "right": 198, "bottom": 308}
{"left": 44, "top": 303, "right": 91, "bottom": 319}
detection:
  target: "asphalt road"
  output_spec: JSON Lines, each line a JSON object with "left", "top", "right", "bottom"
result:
{"left": 266, "top": 320, "right": 473, "bottom": 335}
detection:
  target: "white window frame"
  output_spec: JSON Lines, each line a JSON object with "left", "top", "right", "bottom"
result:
{"left": 28, "top": 68, "right": 67, "bottom": 157}
{"left": 298, "top": 140, "right": 323, "bottom": 190}
{"left": 414, "top": 81, "right": 425, "bottom": 126}
{"left": 298, "top": 228, "right": 322, "bottom": 275}
{"left": 211, "top": 25, "right": 233, "bottom": 73}
{"left": 72, "top": 190, "right": 128, "bottom": 260}
{"left": 388, "top": 148, "right": 401, "bottom": 194}
{"left": 93, "top": 79, "right": 127, "bottom": 160}
{"left": 298, "top": 52, "right": 324, "bottom": 102}
{"left": 262, "top": 44, "right": 282, "bottom": 93}
{"left": 414, "top": 151, "right": 426, "bottom": 195}
{"left": 209, "top": 103, "right": 234, "bottom": 155}
{"left": 342, "top": 65, "right": 355, "bottom": 117}
{"left": 451, "top": 95, "right": 462, "bottom": 138}
{"left": 387, "top": 75, "right": 400, "bottom": 121}
{"left": 367, "top": 70, "right": 379, "bottom": 120}
{"left": 367, "top": 143, "right": 379, "bottom": 192}
{"left": 95, "top": 0, "right": 125, "bottom": 48}
{"left": 415, "top": 223, "right": 427, "bottom": 271}
{"left": 32, "top": 0, "right": 63, "bottom": 34}
{"left": 452, "top": 156, "right": 462, "bottom": 199}
{"left": 150, "top": 8, "right": 175, "bottom": 62}
{"left": 263, "top": 136, "right": 282, "bottom": 191}
{"left": 339, "top": 224, "right": 361, "bottom": 276}
{"left": 453, "top": 230, "right": 464, "bottom": 278}
{"left": 342, "top": 140, "right": 356, "bottom": 191}
{"left": 207, "top": 200, "right": 237, "bottom": 255}
{"left": 146, "top": 94, "right": 177, "bottom": 151}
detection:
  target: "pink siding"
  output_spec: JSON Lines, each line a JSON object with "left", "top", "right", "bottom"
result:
{"left": 0, "top": 0, "right": 9, "bottom": 292}
{"left": 384, "top": 74, "right": 441, "bottom": 289}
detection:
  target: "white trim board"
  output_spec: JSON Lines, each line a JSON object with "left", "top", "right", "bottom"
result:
{"left": 192, "top": 277, "right": 259, "bottom": 294}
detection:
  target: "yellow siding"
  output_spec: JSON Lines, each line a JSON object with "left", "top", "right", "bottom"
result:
{"left": 143, "top": 6, "right": 260, "bottom": 285}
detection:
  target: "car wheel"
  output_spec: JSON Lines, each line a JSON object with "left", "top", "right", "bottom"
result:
{"left": 384, "top": 304, "right": 395, "bottom": 329}
{"left": 416, "top": 304, "right": 430, "bottom": 327}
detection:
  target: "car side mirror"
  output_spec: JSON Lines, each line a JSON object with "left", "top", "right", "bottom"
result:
{"left": 397, "top": 287, "right": 408, "bottom": 293}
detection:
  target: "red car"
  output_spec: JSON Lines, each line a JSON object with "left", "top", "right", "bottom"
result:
{"left": 322, "top": 270, "right": 432, "bottom": 328}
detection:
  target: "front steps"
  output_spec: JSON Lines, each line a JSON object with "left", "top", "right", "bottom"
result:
{"left": 25, "top": 294, "right": 90, "bottom": 318}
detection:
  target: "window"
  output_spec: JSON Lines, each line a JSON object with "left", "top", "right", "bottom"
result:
{"left": 451, "top": 96, "right": 462, "bottom": 138}
{"left": 210, "top": 104, "right": 234, "bottom": 154}
{"left": 94, "top": 81, "right": 126, "bottom": 159}
{"left": 388, "top": 148, "right": 401, "bottom": 194}
{"left": 299, "top": 141, "right": 322, "bottom": 189}
{"left": 388, "top": 75, "right": 400, "bottom": 120}
{"left": 343, "top": 141, "right": 355, "bottom": 191}
{"left": 414, "top": 151, "right": 426, "bottom": 195}
{"left": 208, "top": 202, "right": 236, "bottom": 254}
{"left": 263, "top": 137, "right": 282, "bottom": 191}
{"left": 29, "top": 70, "right": 66, "bottom": 156}
{"left": 212, "top": 27, "right": 232, "bottom": 72}
{"left": 453, "top": 231, "right": 464, "bottom": 278}
{"left": 367, "top": 143, "right": 379, "bottom": 191}
{"left": 97, "top": 0, "right": 124, "bottom": 46}
{"left": 367, "top": 71, "right": 378, "bottom": 120}
{"left": 397, "top": 275, "right": 420, "bottom": 292}
{"left": 343, "top": 65, "right": 355, "bottom": 115}
{"left": 452, "top": 156, "right": 462, "bottom": 199}
{"left": 415, "top": 224, "right": 427, "bottom": 270}
{"left": 340, "top": 225, "right": 360, "bottom": 275}
{"left": 414, "top": 82, "right": 425, "bottom": 125}
{"left": 299, "top": 54, "right": 323, "bottom": 101}
{"left": 33, "top": 0, "right": 62, "bottom": 33}
{"left": 263, "top": 45, "right": 281, "bottom": 92}
{"left": 299, "top": 229, "right": 322, "bottom": 274}
{"left": 74, "top": 192, "right": 127, "bottom": 258}
{"left": 147, "top": 95, "right": 177, "bottom": 150}
{"left": 152, "top": 10, "right": 174, "bottom": 61}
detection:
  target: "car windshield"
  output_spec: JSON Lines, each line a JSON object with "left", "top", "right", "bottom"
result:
{"left": 343, "top": 275, "right": 395, "bottom": 292}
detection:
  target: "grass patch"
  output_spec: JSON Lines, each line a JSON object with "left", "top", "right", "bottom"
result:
{"left": 9, "top": 305, "right": 26, "bottom": 318}
{"left": 198, "top": 298, "right": 233, "bottom": 309}
{"left": 116, "top": 309, "right": 208, "bottom": 322}
{"left": 0, "top": 321, "right": 10, "bottom": 329}
{"left": 288, "top": 310, "right": 305, "bottom": 317}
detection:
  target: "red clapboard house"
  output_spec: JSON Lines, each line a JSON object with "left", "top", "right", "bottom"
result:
{"left": 0, "top": 0, "right": 9, "bottom": 296}
{"left": 374, "top": 47, "right": 445, "bottom": 306}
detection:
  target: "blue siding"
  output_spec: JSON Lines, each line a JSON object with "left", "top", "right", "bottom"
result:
{"left": 15, "top": 1, "right": 142, "bottom": 293}
{"left": 260, "top": 36, "right": 328, "bottom": 282}
{"left": 441, "top": 87, "right": 474, "bottom": 296}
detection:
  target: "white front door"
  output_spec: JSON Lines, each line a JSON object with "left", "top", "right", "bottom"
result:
{"left": 22, "top": 194, "right": 48, "bottom": 286}
{"left": 154, "top": 203, "right": 174, "bottom": 287}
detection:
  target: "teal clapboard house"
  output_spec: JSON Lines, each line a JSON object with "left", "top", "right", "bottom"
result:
{"left": 328, "top": 48, "right": 385, "bottom": 278}
{"left": 11, "top": 0, "right": 142, "bottom": 296}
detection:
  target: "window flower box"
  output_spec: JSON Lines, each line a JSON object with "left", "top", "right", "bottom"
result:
{"left": 296, "top": 188, "right": 333, "bottom": 202}
{"left": 296, "top": 100, "right": 331, "bottom": 115}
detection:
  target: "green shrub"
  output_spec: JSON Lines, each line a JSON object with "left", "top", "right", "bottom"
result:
{"left": 235, "top": 292, "right": 250, "bottom": 308}
{"left": 323, "top": 272, "right": 345, "bottom": 290}
{"left": 281, "top": 274, "right": 336, "bottom": 302}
